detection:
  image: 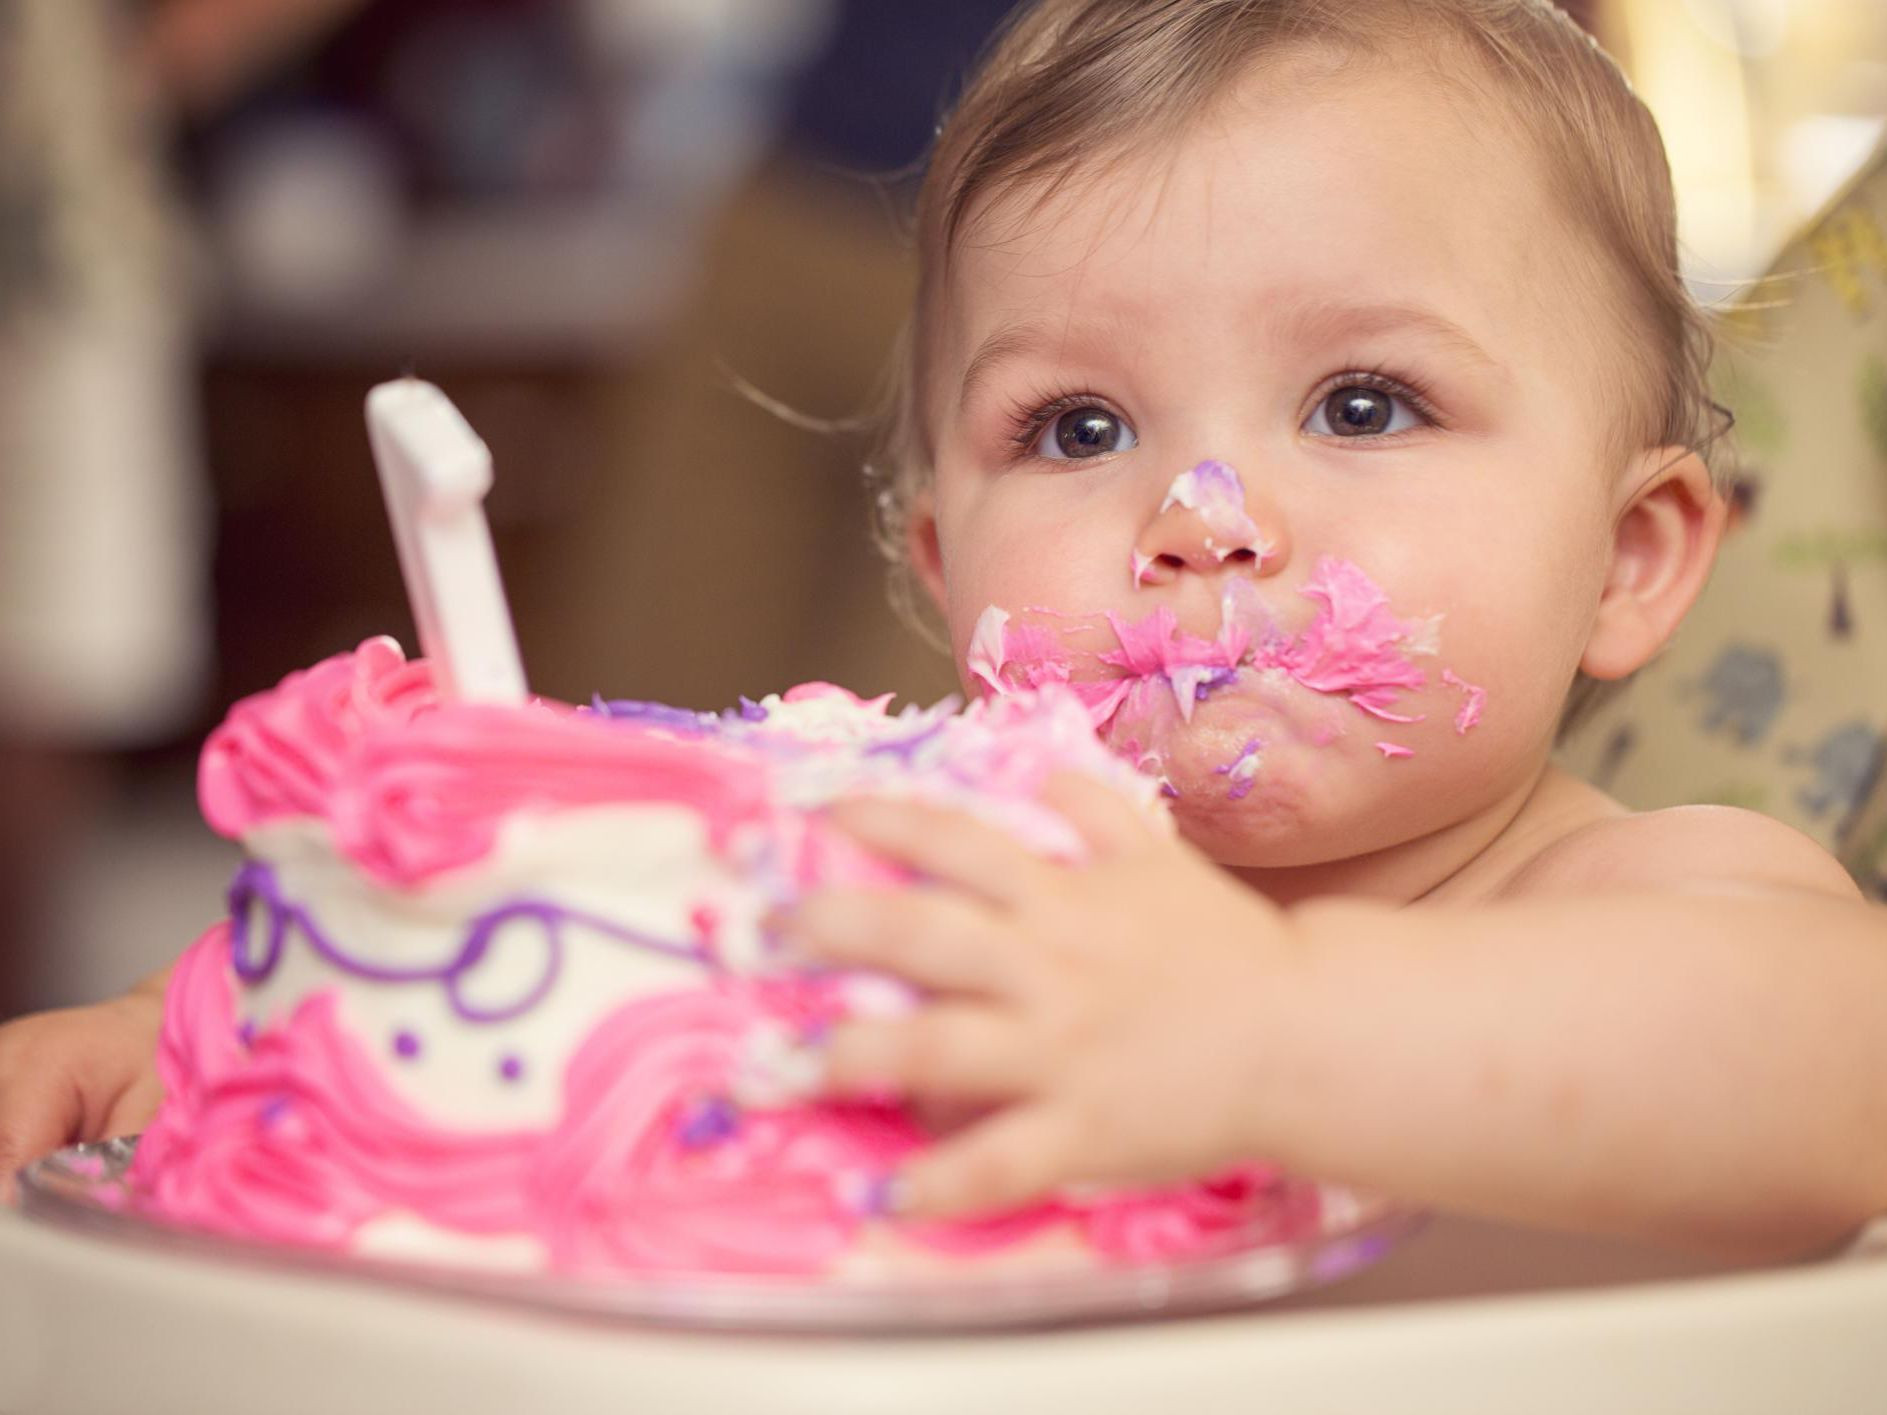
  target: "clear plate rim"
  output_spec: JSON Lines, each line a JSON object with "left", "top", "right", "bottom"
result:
{"left": 19, "top": 1138, "right": 1426, "bottom": 1336}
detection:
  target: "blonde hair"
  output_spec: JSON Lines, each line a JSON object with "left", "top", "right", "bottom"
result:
{"left": 865, "top": 0, "right": 1732, "bottom": 730}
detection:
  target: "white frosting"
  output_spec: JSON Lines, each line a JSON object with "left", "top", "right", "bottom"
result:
{"left": 241, "top": 806, "right": 748, "bottom": 1130}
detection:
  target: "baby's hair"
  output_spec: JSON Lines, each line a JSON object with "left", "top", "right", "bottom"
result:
{"left": 864, "top": 0, "right": 1735, "bottom": 734}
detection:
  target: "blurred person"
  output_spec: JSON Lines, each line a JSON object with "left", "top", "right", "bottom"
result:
{"left": 0, "top": 0, "right": 370, "bottom": 1017}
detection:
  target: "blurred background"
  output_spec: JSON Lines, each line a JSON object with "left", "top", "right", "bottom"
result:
{"left": 0, "top": 0, "right": 1883, "bottom": 1018}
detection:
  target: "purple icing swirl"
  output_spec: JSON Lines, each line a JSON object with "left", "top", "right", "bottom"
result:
{"left": 590, "top": 697, "right": 719, "bottom": 734}
{"left": 226, "top": 860, "right": 713, "bottom": 1025}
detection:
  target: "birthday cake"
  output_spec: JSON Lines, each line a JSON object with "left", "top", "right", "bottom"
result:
{"left": 126, "top": 638, "right": 1325, "bottom": 1278}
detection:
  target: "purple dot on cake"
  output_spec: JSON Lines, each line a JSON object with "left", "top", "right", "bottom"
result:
{"left": 675, "top": 1094, "right": 742, "bottom": 1149}
{"left": 498, "top": 1054, "right": 524, "bottom": 1083}
{"left": 392, "top": 1030, "right": 422, "bottom": 1060}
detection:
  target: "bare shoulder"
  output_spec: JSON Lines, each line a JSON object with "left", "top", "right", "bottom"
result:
{"left": 1500, "top": 803, "right": 1864, "bottom": 901}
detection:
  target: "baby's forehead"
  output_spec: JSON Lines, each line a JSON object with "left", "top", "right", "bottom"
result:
{"left": 938, "top": 62, "right": 1615, "bottom": 383}
{"left": 955, "top": 42, "right": 1536, "bottom": 243}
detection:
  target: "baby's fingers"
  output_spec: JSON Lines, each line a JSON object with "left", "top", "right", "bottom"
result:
{"left": 895, "top": 1104, "right": 1080, "bottom": 1219}
{"left": 0, "top": 994, "right": 164, "bottom": 1202}
{"left": 785, "top": 888, "right": 1027, "bottom": 999}
{"left": 0, "top": 1077, "right": 80, "bottom": 1204}
{"left": 102, "top": 1067, "right": 165, "bottom": 1141}
{"left": 1038, "top": 771, "right": 1162, "bottom": 859}
{"left": 824, "top": 1008, "right": 1034, "bottom": 1103}
{"left": 826, "top": 797, "right": 1052, "bottom": 907}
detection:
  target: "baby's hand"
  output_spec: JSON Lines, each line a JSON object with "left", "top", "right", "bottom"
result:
{"left": 0, "top": 975, "right": 168, "bottom": 1202}
{"left": 783, "top": 775, "right": 1300, "bottom": 1219}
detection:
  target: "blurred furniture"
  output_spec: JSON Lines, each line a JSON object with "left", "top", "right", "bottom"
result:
{"left": 197, "top": 159, "right": 956, "bottom": 718}
{"left": 185, "top": 0, "right": 954, "bottom": 718}
{"left": 1559, "top": 137, "right": 1887, "bottom": 899}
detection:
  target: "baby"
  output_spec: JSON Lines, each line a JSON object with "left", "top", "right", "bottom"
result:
{"left": 3, "top": 0, "right": 1884, "bottom": 1260}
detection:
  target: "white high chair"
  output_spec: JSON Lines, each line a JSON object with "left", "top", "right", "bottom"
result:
{"left": 2, "top": 1204, "right": 1885, "bottom": 1413}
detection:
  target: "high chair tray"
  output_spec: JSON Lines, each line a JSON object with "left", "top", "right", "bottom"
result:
{"left": 16, "top": 1138, "right": 1419, "bottom": 1335}
{"left": 5, "top": 1174, "right": 1885, "bottom": 1415}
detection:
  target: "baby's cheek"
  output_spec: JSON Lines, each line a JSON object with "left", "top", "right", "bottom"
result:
{"left": 1411, "top": 543, "right": 1592, "bottom": 716}
{"left": 1447, "top": 602, "right": 1591, "bottom": 734}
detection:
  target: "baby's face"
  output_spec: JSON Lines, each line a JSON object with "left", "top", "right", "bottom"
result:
{"left": 918, "top": 61, "right": 1632, "bottom": 871}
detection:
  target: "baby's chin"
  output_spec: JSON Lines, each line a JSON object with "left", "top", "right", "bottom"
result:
{"left": 1099, "top": 672, "right": 1367, "bottom": 861}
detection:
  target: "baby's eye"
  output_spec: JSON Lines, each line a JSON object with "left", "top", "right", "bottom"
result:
{"left": 1304, "top": 382, "right": 1427, "bottom": 439}
{"left": 1035, "top": 406, "right": 1139, "bottom": 460}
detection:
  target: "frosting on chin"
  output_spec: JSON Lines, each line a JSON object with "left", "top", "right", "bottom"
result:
{"left": 136, "top": 640, "right": 1323, "bottom": 1277}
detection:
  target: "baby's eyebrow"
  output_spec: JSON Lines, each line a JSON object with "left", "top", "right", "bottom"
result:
{"left": 959, "top": 322, "right": 1041, "bottom": 412}
{"left": 957, "top": 298, "right": 1500, "bottom": 411}
{"left": 957, "top": 309, "right": 1145, "bottom": 412}
{"left": 1274, "top": 296, "right": 1502, "bottom": 375}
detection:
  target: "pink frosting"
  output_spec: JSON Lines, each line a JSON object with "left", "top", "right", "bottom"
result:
{"left": 1079, "top": 1165, "right": 1322, "bottom": 1262}
{"left": 133, "top": 926, "right": 540, "bottom": 1245}
{"left": 1257, "top": 560, "right": 1429, "bottom": 723}
{"left": 975, "top": 557, "right": 1435, "bottom": 734}
{"left": 781, "top": 682, "right": 896, "bottom": 713}
{"left": 198, "top": 637, "right": 433, "bottom": 834}
{"left": 1441, "top": 668, "right": 1487, "bottom": 734}
{"left": 200, "top": 639, "right": 772, "bottom": 886}
{"left": 136, "top": 928, "right": 1320, "bottom": 1274}
{"left": 536, "top": 980, "right": 923, "bottom": 1275}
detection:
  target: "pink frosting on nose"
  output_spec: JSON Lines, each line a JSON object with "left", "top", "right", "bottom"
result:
{"left": 1132, "top": 461, "right": 1273, "bottom": 585}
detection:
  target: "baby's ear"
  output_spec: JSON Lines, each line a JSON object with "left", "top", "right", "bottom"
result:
{"left": 1581, "top": 447, "right": 1728, "bottom": 680}
{"left": 904, "top": 490, "right": 948, "bottom": 613}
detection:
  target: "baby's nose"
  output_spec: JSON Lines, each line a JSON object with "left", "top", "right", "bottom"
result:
{"left": 1130, "top": 460, "right": 1287, "bottom": 589}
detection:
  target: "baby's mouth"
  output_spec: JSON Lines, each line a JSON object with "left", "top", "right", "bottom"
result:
{"left": 969, "top": 557, "right": 1469, "bottom": 794}
{"left": 972, "top": 556, "right": 1439, "bottom": 727}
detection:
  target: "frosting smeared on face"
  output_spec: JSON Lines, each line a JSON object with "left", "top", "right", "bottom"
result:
{"left": 1132, "top": 461, "right": 1273, "bottom": 586}
{"left": 970, "top": 556, "right": 1479, "bottom": 799}
{"left": 1440, "top": 669, "right": 1487, "bottom": 734}
{"left": 973, "top": 556, "right": 1437, "bottom": 729}
{"left": 1215, "top": 738, "right": 1265, "bottom": 800}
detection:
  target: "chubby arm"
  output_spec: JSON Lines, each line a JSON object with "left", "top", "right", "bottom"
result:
{"left": 1280, "top": 881, "right": 1887, "bottom": 1260}
{"left": 787, "top": 790, "right": 1887, "bottom": 1262}
{"left": 1265, "top": 805, "right": 1886, "bottom": 1260}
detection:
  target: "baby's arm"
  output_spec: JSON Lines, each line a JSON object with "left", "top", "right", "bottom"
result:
{"left": 0, "top": 963, "right": 171, "bottom": 1200}
{"left": 789, "top": 788, "right": 1887, "bottom": 1262}
{"left": 1279, "top": 839, "right": 1885, "bottom": 1260}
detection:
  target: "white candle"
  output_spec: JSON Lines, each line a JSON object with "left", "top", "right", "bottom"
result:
{"left": 365, "top": 379, "right": 527, "bottom": 704}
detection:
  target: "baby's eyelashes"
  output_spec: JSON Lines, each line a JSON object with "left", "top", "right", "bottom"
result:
{"left": 1036, "top": 405, "right": 1138, "bottom": 460}
{"left": 1001, "top": 390, "right": 1139, "bottom": 464}
{"left": 994, "top": 366, "right": 1440, "bottom": 469}
{"left": 1301, "top": 372, "right": 1440, "bottom": 440}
